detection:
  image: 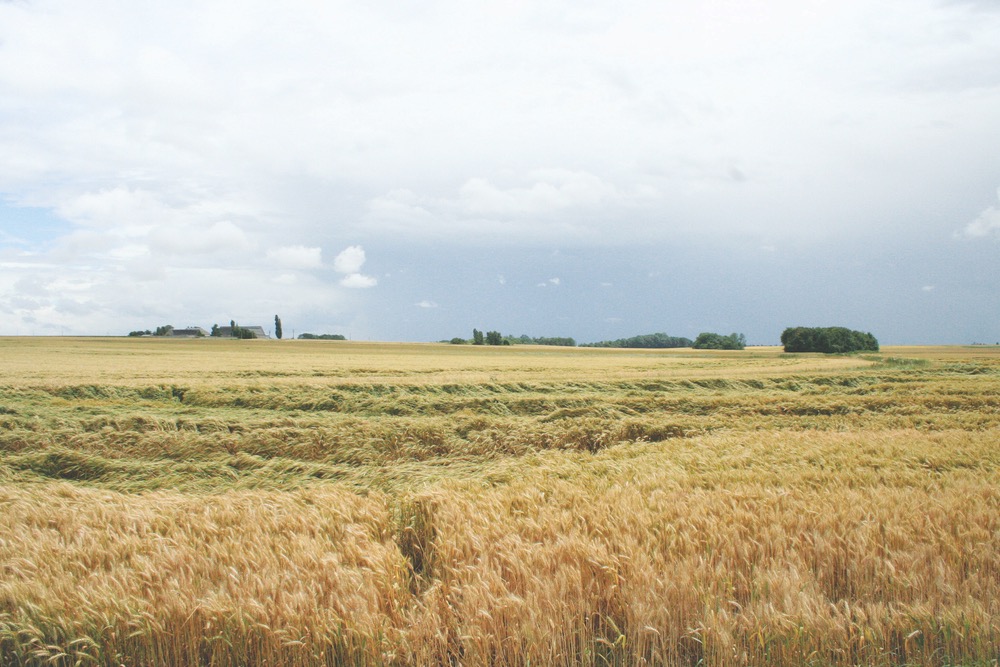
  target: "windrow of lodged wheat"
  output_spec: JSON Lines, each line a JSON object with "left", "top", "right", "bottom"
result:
{"left": 1, "top": 337, "right": 999, "bottom": 666}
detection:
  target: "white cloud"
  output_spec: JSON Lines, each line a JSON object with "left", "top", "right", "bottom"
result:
{"left": 265, "top": 245, "right": 322, "bottom": 269}
{"left": 340, "top": 273, "right": 377, "bottom": 289}
{"left": 332, "top": 245, "right": 376, "bottom": 288}
{"left": 549, "top": 277, "right": 561, "bottom": 286}
{"left": 333, "top": 245, "right": 367, "bottom": 274}
{"left": 1, "top": 0, "right": 1000, "bottom": 341}
{"left": 149, "top": 221, "right": 252, "bottom": 255}
{"left": 415, "top": 300, "right": 438, "bottom": 308}
{"left": 458, "top": 170, "right": 623, "bottom": 216}
{"left": 962, "top": 189, "right": 1000, "bottom": 238}
{"left": 56, "top": 188, "right": 166, "bottom": 228}
{"left": 364, "top": 172, "right": 655, "bottom": 241}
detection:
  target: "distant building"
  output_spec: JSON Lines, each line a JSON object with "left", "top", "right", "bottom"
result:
{"left": 216, "top": 325, "right": 270, "bottom": 339}
{"left": 171, "top": 326, "right": 209, "bottom": 338}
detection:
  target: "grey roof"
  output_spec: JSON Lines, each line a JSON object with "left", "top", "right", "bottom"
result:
{"left": 216, "top": 325, "right": 270, "bottom": 339}
{"left": 171, "top": 327, "right": 209, "bottom": 337}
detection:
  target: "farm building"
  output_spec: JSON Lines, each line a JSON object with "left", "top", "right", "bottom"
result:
{"left": 170, "top": 327, "right": 209, "bottom": 338}
{"left": 216, "top": 325, "right": 270, "bottom": 339}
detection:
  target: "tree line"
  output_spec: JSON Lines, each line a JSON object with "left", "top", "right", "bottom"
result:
{"left": 581, "top": 333, "right": 694, "bottom": 349}
{"left": 780, "top": 327, "right": 879, "bottom": 353}
{"left": 692, "top": 332, "right": 746, "bottom": 350}
{"left": 448, "top": 330, "right": 576, "bottom": 346}
{"left": 450, "top": 327, "right": 880, "bottom": 354}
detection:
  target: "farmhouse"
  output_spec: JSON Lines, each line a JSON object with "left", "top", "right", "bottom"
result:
{"left": 170, "top": 326, "right": 209, "bottom": 338}
{"left": 217, "top": 325, "right": 270, "bottom": 339}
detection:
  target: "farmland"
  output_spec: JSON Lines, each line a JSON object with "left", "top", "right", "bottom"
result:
{"left": 1, "top": 337, "right": 999, "bottom": 666}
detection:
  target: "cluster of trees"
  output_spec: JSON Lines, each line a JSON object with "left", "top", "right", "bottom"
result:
{"left": 581, "top": 333, "right": 693, "bottom": 349}
{"left": 692, "top": 332, "right": 746, "bottom": 350}
{"left": 466, "top": 329, "right": 506, "bottom": 345}
{"left": 128, "top": 325, "right": 176, "bottom": 337}
{"left": 781, "top": 327, "right": 879, "bottom": 353}
{"left": 450, "top": 331, "right": 576, "bottom": 346}
{"left": 509, "top": 335, "right": 576, "bottom": 347}
{"left": 298, "top": 333, "right": 346, "bottom": 340}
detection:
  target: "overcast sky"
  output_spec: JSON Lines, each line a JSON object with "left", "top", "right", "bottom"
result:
{"left": 2, "top": 0, "right": 999, "bottom": 344}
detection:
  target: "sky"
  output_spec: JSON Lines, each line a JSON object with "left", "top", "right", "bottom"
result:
{"left": 1, "top": 0, "right": 999, "bottom": 344}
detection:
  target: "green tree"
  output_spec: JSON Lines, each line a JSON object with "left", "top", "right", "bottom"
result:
{"left": 153, "top": 325, "right": 173, "bottom": 337}
{"left": 485, "top": 330, "right": 503, "bottom": 345}
{"left": 274, "top": 315, "right": 283, "bottom": 340}
{"left": 472, "top": 329, "right": 485, "bottom": 345}
{"left": 692, "top": 332, "right": 746, "bottom": 350}
{"left": 210, "top": 324, "right": 220, "bottom": 337}
{"left": 580, "top": 333, "right": 693, "bottom": 349}
{"left": 781, "top": 327, "right": 878, "bottom": 353}
{"left": 298, "top": 333, "right": 346, "bottom": 340}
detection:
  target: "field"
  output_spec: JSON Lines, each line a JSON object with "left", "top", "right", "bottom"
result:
{"left": 1, "top": 337, "right": 999, "bottom": 666}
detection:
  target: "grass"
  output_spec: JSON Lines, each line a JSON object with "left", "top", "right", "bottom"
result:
{"left": 1, "top": 337, "right": 999, "bottom": 665}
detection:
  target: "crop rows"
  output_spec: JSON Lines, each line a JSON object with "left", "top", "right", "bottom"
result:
{"left": 1, "top": 339, "right": 999, "bottom": 665}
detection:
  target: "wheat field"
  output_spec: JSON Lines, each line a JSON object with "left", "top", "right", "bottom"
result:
{"left": 1, "top": 337, "right": 998, "bottom": 666}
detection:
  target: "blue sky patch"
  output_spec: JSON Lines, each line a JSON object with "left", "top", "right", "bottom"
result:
{"left": 0, "top": 200, "right": 71, "bottom": 248}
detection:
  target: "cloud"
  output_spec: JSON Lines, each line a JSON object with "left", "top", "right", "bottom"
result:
{"left": 2, "top": 0, "right": 1000, "bottom": 342}
{"left": 332, "top": 245, "right": 377, "bottom": 288}
{"left": 149, "top": 221, "right": 252, "bottom": 255}
{"left": 265, "top": 245, "right": 322, "bottom": 269}
{"left": 922, "top": 285, "right": 935, "bottom": 292}
{"left": 56, "top": 188, "right": 166, "bottom": 228}
{"left": 340, "top": 273, "right": 377, "bottom": 289}
{"left": 962, "top": 188, "right": 1000, "bottom": 238}
{"left": 333, "top": 245, "right": 368, "bottom": 274}
{"left": 458, "top": 170, "right": 623, "bottom": 216}
{"left": 415, "top": 300, "right": 438, "bottom": 308}
{"left": 364, "top": 172, "right": 657, "bottom": 242}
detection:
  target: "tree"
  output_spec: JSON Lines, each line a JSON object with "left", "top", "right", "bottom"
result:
{"left": 781, "top": 327, "right": 878, "bottom": 353}
{"left": 298, "top": 333, "right": 346, "bottom": 340}
{"left": 580, "top": 333, "right": 693, "bottom": 349}
{"left": 486, "top": 330, "right": 503, "bottom": 345}
{"left": 153, "top": 325, "right": 173, "bottom": 337}
{"left": 210, "top": 324, "right": 220, "bottom": 337}
{"left": 274, "top": 315, "right": 283, "bottom": 340}
{"left": 503, "top": 334, "right": 576, "bottom": 346}
{"left": 692, "top": 332, "right": 746, "bottom": 350}
{"left": 472, "top": 329, "right": 485, "bottom": 345}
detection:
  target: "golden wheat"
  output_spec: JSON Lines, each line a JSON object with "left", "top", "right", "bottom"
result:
{"left": 1, "top": 338, "right": 999, "bottom": 665}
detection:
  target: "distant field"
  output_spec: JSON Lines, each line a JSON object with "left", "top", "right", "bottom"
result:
{"left": 1, "top": 337, "right": 998, "bottom": 665}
